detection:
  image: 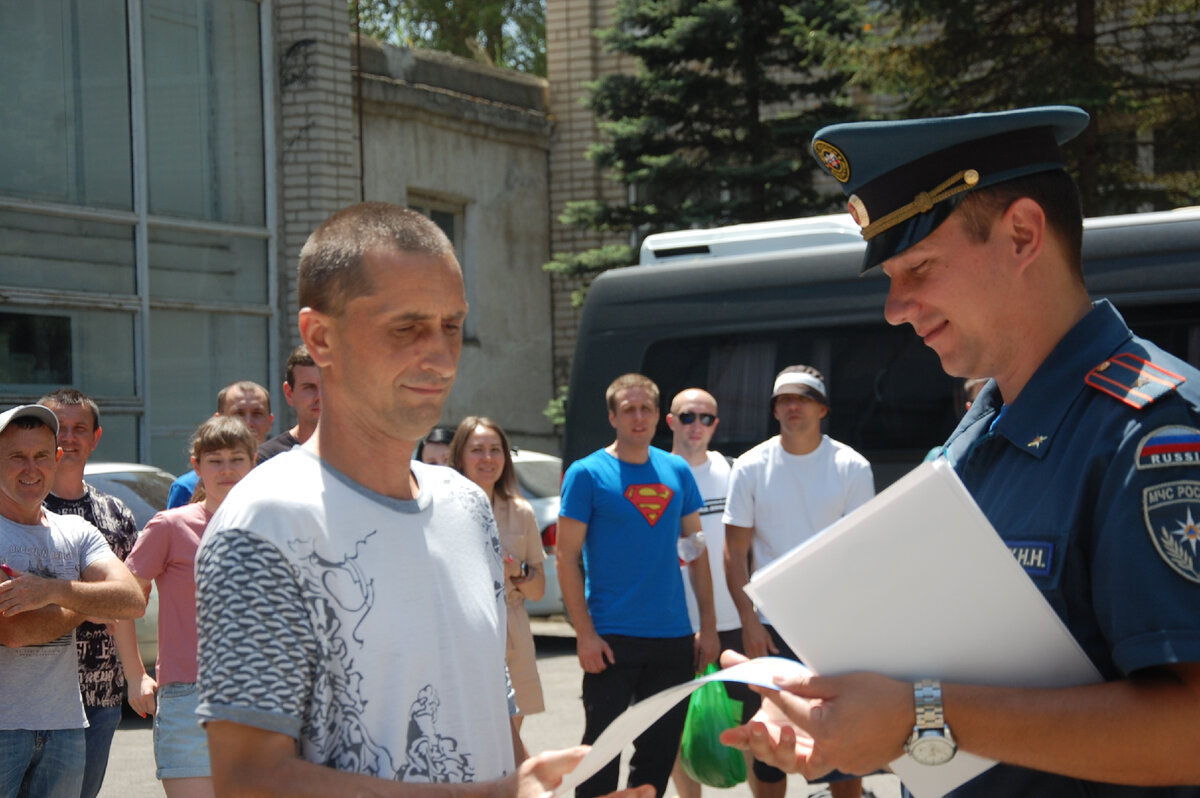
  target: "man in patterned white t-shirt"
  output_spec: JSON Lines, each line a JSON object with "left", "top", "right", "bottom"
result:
{"left": 194, "top": 202, "right": 651, "bottom": 798}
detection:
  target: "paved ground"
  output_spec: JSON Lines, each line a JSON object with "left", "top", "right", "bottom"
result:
{"left": 99, "top": 618, "right": 899, "bottom": 797}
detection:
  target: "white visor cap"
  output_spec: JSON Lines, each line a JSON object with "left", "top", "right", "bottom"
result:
{"left": 770, "top": 371, "right": 828, "bottom": 405}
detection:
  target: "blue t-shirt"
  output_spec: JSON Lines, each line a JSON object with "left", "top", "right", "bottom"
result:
{"left": 560, "top": 447, "right": 703, "bottom": 637}
{"left": 934, "top": 300, "right": 1200, "bottom": 798}
{"left": 167, "top": 470, "right": 199, "bottom": 509}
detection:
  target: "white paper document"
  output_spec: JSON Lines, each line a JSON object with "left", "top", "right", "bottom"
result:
{"left": 552, "top": 657, "right": 811, "bottom": 797}
{"left": 745, "top": 459, "right": 1102, "bottom": 797}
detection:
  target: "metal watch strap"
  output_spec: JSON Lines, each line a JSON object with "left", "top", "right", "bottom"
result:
{"left": 913, "top": 678, "right": 945, "bottom": 730}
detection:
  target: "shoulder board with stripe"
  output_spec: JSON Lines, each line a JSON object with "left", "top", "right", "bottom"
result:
{"left": 1085, "top": 352, "right": 1185, "bottom": 409}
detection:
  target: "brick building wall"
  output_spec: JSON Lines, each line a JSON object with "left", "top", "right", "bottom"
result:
{"left": 546, "top": 0, "right": 636, "bottom": 392}
{"left": 274, "top": 0, "right": 362, "bottom": 348}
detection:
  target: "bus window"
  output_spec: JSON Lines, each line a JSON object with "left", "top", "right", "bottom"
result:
{"left": 642, "top": 322, "right": 959, "bottom": 485}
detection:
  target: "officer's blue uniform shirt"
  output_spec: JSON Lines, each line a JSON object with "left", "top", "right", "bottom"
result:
{"left": 937, "top": 299, "right": 1200, "bottom": 797}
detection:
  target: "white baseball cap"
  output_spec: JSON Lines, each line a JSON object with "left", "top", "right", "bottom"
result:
{"left": 770, "top": 370, "right": 828, "bottom": 406}
{"left": 0, "top": 404, "right": 60, "bottom": 438}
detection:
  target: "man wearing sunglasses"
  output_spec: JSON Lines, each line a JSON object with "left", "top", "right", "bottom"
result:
{"left": 666, "top": 388, "right": 742, "bottom": 798}
{"left": 722, "top": 365, "right": 875, "bottom": 798}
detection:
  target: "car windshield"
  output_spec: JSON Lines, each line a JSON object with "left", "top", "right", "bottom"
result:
{"left": 85, "top": 471, "right": 173, "bottom": 528}
{"left": 514, "top": 457, "right": 561, "bottom": 499}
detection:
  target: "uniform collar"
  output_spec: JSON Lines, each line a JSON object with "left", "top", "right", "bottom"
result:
{"left": 989, "top": 299, "right": 1132, "bottom": 459}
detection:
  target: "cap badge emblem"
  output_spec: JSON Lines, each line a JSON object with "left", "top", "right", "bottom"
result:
{"left": 813, "top": 140, "right": 850, "bottom": 183}
{"left": 847, "top": 195, "right": 870, "bottom": 228}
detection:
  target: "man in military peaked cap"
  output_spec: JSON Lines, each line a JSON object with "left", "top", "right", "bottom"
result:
{"left": 720, "top": 107, "right": 1200, "bottom": 797}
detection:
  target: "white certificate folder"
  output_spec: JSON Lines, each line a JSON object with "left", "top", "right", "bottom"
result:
{"left": 744, "top": 459, "right": 1102, "bottom": 798}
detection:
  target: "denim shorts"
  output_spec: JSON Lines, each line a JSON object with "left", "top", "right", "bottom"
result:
{"left": 153, "top": 682, "right": 211, "bottom": 780}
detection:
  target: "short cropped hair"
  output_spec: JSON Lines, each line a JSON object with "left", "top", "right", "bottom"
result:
{"left": 39, "top": 388, "right": 100, "bottom": 430}
{"left": 955, "top": 170, "right": 1084, "bottom": 283}
{"left": 284, "top": 345, "right": 315, "bottom": 388}
{"left": 298, "top": 202, "right": 456, "bottom": 315}
{"left": 217, "top": 381, "right": 271, "bottom": 414}
{"left": 606, "top": 373, "right": 660, "bottom": 414}
{"left": 448, "top": 416, "right": 518, "bottom": 500}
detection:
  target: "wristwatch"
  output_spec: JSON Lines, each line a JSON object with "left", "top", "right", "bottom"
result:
{"left": 905, "top": 679, "right": 957, "bottom": 766}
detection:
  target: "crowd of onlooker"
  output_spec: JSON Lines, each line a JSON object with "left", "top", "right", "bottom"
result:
{"left": 1, "top": 344, "right": 326, "bottom": 798}
{"left": 0, "top": 336, "right": 558, "bottom": 798}
{"left": 9, "top": 116, "right": 1200, "bottom": 798}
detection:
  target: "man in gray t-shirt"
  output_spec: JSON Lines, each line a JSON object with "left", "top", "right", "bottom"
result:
{"left": 194, "top": 202, "right": 652, "bottom": 798}
{"left": 0, "top": 404, "right": 144, "bottom": 798}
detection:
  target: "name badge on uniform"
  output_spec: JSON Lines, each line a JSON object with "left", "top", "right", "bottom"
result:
{"left": 1008, "top": 541, "right": 1054, "bottom": 577}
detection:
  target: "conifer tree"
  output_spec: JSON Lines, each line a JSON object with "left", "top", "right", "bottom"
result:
{"left": 545, "top": 0, "right": 865, "bottom": 288}
{"left": 855, "top": 0, "right": 1200, "bottom": 213}
{"left": 355, "top": 0, "right": 546, "bottom": 75}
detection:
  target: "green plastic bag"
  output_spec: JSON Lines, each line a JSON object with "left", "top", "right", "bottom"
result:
{"left": 679, "top": 663, "right": 746, "bottom": 788}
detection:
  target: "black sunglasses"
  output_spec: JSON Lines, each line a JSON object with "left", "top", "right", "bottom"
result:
{"left": 678, "top": 411, "right": 716, "bottom": 426}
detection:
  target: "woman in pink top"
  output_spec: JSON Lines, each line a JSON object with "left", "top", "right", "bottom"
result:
{"left": 449, "top": 416, "right": 546, "bottom": 729}
{"left": 125, "top": 416, "right": 256, "bottom": 798}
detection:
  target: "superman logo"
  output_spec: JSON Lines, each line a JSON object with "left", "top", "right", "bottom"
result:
{"left": 624, "top": 483, "right": 674, "bottom": 526}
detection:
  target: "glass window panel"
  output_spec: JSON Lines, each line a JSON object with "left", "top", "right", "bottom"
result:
{"left": 0, "top": 211, "right": 136, "bottom": 294}
{"left": 148, "top": 228, "right": 267, "bottom": 304}
{"left": 90, "top": 414, "right": 139, "bottom": 465}
{"left": 0, "top": 312, "right": 72, "bottom": 388}
{"left": 0, "top": 307, "right": 136, "bottom": 396}
{"left": 0, "top": 1, "right": 132, "bottom": 209}
{"left": 642, "top": 323, "right": 959, "bottom": 466}
{"left": 143, "top": 0, "right": 265, "bottom": 225}
{"left": 148, "top": 308, "right": 267, "bottom": 471}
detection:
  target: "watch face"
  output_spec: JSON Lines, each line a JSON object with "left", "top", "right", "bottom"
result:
{"left": 909, "top": 733, "right": 956, "bottom": 766}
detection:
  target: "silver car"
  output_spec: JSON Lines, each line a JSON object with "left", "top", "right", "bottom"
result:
{"left": 511, "top": 448, "right": 566, "bottom": 618}
{"left": 83, "top": 462, "right": 177, "bottom": 672}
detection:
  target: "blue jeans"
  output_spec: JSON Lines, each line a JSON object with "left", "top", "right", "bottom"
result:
{"left": 0, "top": 728, "right": 85, "bottom": 798}
{"left": 80, "top": 705, "right": 123, "bottom": 798}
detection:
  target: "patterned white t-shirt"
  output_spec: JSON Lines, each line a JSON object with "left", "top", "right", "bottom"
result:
{"left": 196, "top": 450, "right": 515, "bottom": 783}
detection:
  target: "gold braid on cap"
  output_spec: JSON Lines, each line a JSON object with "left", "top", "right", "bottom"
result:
{"left": 860, "top": 169, "right": 980, "bottom": 240}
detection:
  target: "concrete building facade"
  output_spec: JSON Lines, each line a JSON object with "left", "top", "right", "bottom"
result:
{"left": 0, "top": 0, "right": 556, "bottom": 471}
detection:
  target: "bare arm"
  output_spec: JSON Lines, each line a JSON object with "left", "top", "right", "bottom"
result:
{"left": 723, "top": 660, "right": 1200, "bottom": 786}
{"left": 0, "top": 604, "right": 84, "bottom": 648}
{"left": 682, "top": 512, "right": 718, "bottom": 669}
{"left": 111, "top": 575, "right": 157, "bottom": 716}
{"left": 111, "top": 617, "right": 157, "bottom": 716}
{"left": 512, "top": 560, "right": 546, "bottom": 603}
{"left": 0, "top": 558, "right": 144, "bottom": 621}
{"left": 723, "top": 524, "right": 776, "bottom": 657}
{"left": 555, "top": 516, "right": 613, "bottom": 673}
{"left": 207, "top": 719, "right": 655, "bottom": 798}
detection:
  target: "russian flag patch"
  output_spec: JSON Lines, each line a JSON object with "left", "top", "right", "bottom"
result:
{"left": 1136, "top": 425, "right": 1200, "bottom": 470}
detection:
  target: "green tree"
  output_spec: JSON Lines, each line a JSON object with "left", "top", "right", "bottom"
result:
{"left": 545, "top": 0, "right": 866, "bottom": 292}
{"left": 353, "top": 0, "right": 546, "bottom": 75}
{"left": 854, "top": 0, "right": 1200, "bottom": 213}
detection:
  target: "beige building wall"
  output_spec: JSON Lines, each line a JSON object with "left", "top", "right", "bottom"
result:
{"left": 357, "top": 42, "right": 556, "bottom": 449}
{"left": 269, "top": 3, "right": 556, "bottom": 451}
